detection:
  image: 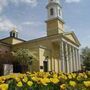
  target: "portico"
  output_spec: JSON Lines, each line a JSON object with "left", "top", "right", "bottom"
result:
{"left": 60, "top": 38, "right": 81, "bottom": 73}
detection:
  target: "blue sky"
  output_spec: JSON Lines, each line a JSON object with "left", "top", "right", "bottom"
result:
{"left": 0, "top": 0, "right": 90, "bottom": 48}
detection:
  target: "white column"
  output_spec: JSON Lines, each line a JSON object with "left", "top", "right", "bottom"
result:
{"left": 72, "top": 47, "right": 76, "bottom": 72}
{"left": 74, "top": 48, "right": 77, "bottom": 71}
{"left": 61, "top": 41, "right": 65, "bottom": 73}
{"left": 59, "top": 41, "right": 62, "bottom": 72}
{"left": 77, "top": 49, "right": 81, "bottom": 70}
{"left": 69, "top": 45, "right": 72, "bottom": 72}
{"left": 71, "top": 47, "right": 74, "bottom": 72}
{"left": 71, "top": 47, "right": 73, "bottom": 72}
{"left": 68, "top": 45, "right": 70, "bottom": 72}
{"left": 66, "top": 43, "right": 69, "bottom": 73}
{"left": 76, "top": 49, "right": 79, "bottom": 71}
{"left": 75, "top": 49, "right": 78, "bottom": 71}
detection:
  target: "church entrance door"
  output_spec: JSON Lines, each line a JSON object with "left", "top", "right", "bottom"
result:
{"left": 43, "top": 61, "right": 48, "bottom": 72}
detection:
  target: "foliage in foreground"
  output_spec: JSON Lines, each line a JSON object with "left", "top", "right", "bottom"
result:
{"left": 81, "top": 47, "right": 90, "bottom": 70}
{"left": 0, "top": 71, "right": 90, "bottom": 90}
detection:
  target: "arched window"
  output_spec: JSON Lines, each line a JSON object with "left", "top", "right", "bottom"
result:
{"left": 50, "top": 8, "right": 54, "bottom": 15}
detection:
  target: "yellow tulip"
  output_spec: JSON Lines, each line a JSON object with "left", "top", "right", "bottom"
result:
{"left": 40, "top": 78, "right": 50, "bottom": 86}
{"left": 50, "top": 78, "right": 59, "bottom": 84}
{"left": 68, "top": 75, "right": 72, "bottom": 79}
{"left": 60, "top": 84, "right": 66, "bottom": 90}
{"left": 27, "top": 81, "right": 33, "bottom": 87}
{"left": 17, "top": 81, "right": 23, "bottom": 87}
{"left": 69, "top": 81, "right": 76, "bottom": 87}
{"left": 22, "top": 77, "right": 28, "bottom": 83}
{"left": 83, "top": 81, "right": 90, "bottom": 87}
{"left": 0, "top": 84, "right": 8, "bottom": 90}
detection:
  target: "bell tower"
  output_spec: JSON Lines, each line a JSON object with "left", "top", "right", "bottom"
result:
{"left": 46, "top": 0, "right": 64, "bottom": 36}
{"left": 10, "top": 28, "right": 18, "bottom": 38}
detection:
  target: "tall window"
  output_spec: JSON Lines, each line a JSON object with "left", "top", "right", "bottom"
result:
{"left": 50, "top": 8, "right": 54, "bottom": 15}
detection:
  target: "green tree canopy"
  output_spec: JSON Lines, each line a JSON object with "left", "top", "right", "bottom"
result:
{"left": 13, "top": 48, "right": 34, "bottom": 72}
{"left": 14, "top": 48, "right": 33, "bottom": 65}
{"left": 81, "top": 47, "right": 90, "bottom": 70}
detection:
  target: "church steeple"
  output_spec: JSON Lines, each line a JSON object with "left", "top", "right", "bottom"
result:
{"left": 46, "top": 0, "right": 64, "bottom": 36}
{"left": 47, "top": 0, "right": 62, "bottom": 19}
{"left": 10, "top": 28, "right": 18, "bottom": 38}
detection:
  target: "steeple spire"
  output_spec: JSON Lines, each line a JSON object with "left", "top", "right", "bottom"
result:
{"left": 46, "top": 0, "right": 64, "bottom": 36}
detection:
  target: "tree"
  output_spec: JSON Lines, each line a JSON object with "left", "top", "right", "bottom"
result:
{"left": 81, "top": 47, "right": 90, "bottom": 70}
{"left": 13, "top": 48, "right": 33, "bottom": 72}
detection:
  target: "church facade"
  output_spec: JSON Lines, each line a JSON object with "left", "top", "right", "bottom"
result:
{"left": 0, "top": 0, "right": 81, "bottom": 73}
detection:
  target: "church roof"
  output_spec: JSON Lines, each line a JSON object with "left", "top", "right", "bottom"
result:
{"left": 13, "top": 32, "right": 80, "bottom": 47}
{"left": 0, "top": 41, "right": 11, "bottom": 47}
{"left": 0, "top": 37, "right": 26, "bottom": 42}
{"left": 0, "top": 37, "right": 26, "bottom": 45}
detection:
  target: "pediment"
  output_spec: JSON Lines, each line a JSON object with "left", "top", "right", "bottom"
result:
{"left": 64, "top": 32, "right": 80, "bottom": 46}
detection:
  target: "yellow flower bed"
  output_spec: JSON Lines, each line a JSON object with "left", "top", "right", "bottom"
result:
{"left": 0, "top": 71, "right": 90, "bottom": 90}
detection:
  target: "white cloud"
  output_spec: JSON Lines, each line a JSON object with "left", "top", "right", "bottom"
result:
{"left": 65, "top": 0, "right": 81, "bottom": 3}
{"left": 22, "top": 0, "right": 37, "bottom": 6}
{"left": 0, "top": 0, "right": 7, "bottom": 13}
{"left": 0, "top": 17, "right": 16, "bottom": 31}
{"left": 0, "top": 17, "right": 43, "bottom": 32}
{"left": 22, "top": 21, "right": 43, "bottom": 26}
{"left": 0, "top": 0, "right": 37, "bottom": 13}
{"left": 10, "top": 0, "right": 37, "bottom": 7}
